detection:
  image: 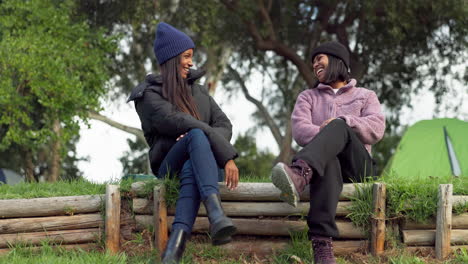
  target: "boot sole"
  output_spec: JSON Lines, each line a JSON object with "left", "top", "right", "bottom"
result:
{"left": 271, "top": 163, "right": 299, "bottom": 207}
{"left": 212, "top": 236, "right": 232, "bottom": 246}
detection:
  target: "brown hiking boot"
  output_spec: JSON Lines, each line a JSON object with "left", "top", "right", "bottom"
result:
{"left": 311, "top": 236, "right": 337, "bottom": 264}
{"left": 270, "top": 159, "right": 312, "bottom": 207}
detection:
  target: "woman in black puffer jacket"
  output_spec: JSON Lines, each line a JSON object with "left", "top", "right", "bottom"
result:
{"left": 128, "top": 22, "right": 239, "bottom": 263}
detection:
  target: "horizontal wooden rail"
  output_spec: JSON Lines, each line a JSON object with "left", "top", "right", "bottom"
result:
{"left": 453, "top": 195, "right": 468, "bottom": 206}
{"left": 402, "top": 229, "right": 468, "bottom": 246}
{"left": 136, "top": 215, "right": 365, "bottom": 239}
{"left": 0, "top": 228, "right": 101, "bottom": 248}
{"left": 208, "top": 239, "right": 367, "bottom": 257}
{"left": 133, "top": 199, "right": 353, "bottom": 217}
{"left": 0, "top": 195, "right": 103, "bottom": 218}
{"left": 131, "top": 182, "right": 361, "bottom": 201}
{"left": 0, "top": 214, "right": 103, "bottom": 234}
{"left": 403, "top": 213, "right": 468, "bottom": 229}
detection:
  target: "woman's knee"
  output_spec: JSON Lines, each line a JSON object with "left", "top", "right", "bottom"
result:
{"left": 186, "top": 128, "right": 209, "bottom": 144}
{"left": 323, "top": 118, "right": 349, "bottom": 132}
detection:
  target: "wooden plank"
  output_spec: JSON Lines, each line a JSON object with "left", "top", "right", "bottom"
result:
{"left": 0, "top": 213, "right": 103, "bottom": 234}
{"left": 135, "top": 215, "right": 153, "bottom": 231}
{"left": 105, "top": 185, "right": 120, "bottom": 254}
{"left": 0, "top": 228, "right": 100, "bottom": 248}
{"left": 436, "top": 184, "right": 453, "bottom": 260}
{"left": 138, "top": 215, "right": 365, "bottom": 239}
{"left": 403, "top": 229, "right": 468, "bottom": 246}
{"left": 0, "top": 195, "right": 103, "bottom": 218}
{"left": 371, "top": 183, "right": 386, "bottom": 256}
{"left": 197, "top": 239, "right": 366, "bottom": 257}
{"left": 453, "top": 195, "right": 468, "bottom": 206}
{"left": 167, "top": 217, "right": 365, "bottom": 239}
{"left": 154, "top": 185, "right": 168, "bottom": 254}
{"left": 219, "top": 182, "right": 358, "bottom": 201}
{"left": 131, "top": 182, "right": 360, "bottom": 201}
{"left": 135, "top": 199, "right": 353, "bottom": 217}
{"left": 0, "top": 243, "right": 97, "bottom": 255}
{"left": 403, "top": 214, "right": 468, "bottom": 230}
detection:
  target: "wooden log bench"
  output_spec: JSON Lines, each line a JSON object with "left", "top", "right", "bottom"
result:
{"left": 131, "top": 181, "right": 387, "bottom": 257}
{"left": 0, "top": 184, "right": 128, "bottom": 255}
{"left": 400, "top": 184, "right": 468, "bottom": 260}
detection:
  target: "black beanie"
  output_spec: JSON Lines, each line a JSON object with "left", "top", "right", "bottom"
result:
{"left": 153, "top": 22, "right": 195, "bottom": 65}
{"left": 311, "top": 41, "right": 350, "bottom": 72}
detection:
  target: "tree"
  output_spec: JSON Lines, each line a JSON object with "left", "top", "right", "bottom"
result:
{"left": 217, "top": 0, "right": 467, "bottom": 166}
{"left": 119, "top": 137, "right": 150, "bottom": 175}
{"left": 233, "top": 132, "right": 275, "bottom": 179}
{"left": 69, "top": 1, "right": 467, "bottom": 175}
{"left": 0, "top": 0, "right": 116, "bottom": 181}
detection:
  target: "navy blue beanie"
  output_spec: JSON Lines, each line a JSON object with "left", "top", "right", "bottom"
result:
{"left": 153, "top": 22, "right": 195, "bottom": 65}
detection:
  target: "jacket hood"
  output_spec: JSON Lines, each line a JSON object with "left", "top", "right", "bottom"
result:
{"left": 127, "top": 69, "right": 205, "bottom": 102}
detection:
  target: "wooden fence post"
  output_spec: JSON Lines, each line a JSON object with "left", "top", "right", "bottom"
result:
{"left": 105, "top": 184, "right": 120, "bottom": 254}
{"left": 371, "top": 183, "right": 386, "bottom": 256}
{"left": 436, "top": 184, "right": 453, "bottom": 260}
{"left": 154, "top": 185, "right": 168, "bottom": 255}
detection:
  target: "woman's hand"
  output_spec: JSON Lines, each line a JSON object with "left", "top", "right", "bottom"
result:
{"left": 224, "top": 160, "right": 239, "bottom": 190}
{"left": 176, "top": 133, "right": 187, "bottom": 141}
{"left": 320, "top": 118, "right": 336, "bottom": 130}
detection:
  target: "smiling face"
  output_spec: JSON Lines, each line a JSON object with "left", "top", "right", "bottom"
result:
{"left": 179, "top": 49, "right": 194, "bottom": 79}
{"left": 312, "top": 53, "right": 329, "bottom": 83}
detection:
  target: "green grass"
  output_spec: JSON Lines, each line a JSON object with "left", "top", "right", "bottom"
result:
{"left": 346, "top": 179, "right": 375, "bottom": 236}
{"left": 0, "top": 178, "right": 106, "bottom": 199}
{"left": 384, "top": 174, "right": 468, "bottom": 223}
{"left": 453, "top": 248, "right": 468, "bottom": 264}
{"left": 0, "top": 243, "right": 127, "bottom": 264}
{"left": 345, "top": 173, "right": 468, "bottom": 235}
{"left": 272, "top": 230, "right": 312, "bottom": 263}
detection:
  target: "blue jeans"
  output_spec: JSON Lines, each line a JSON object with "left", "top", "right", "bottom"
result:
{"left": 157, "top": 129, "right": 221, "bottom": 233}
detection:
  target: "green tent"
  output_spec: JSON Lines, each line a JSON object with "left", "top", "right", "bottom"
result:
{"left": 384, "top": 118, "right": 468, "bottom": 179}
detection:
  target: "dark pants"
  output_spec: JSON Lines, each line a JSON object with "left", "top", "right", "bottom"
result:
{"left": 157, "top": 129, "right": 220, "bottom": 234}
{"left": 294, "top": 119, "right": 374, "bottom": 239}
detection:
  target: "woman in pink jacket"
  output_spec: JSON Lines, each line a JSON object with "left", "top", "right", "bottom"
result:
{"left": 271, "top": 41, "right": 385, "bottom": 264}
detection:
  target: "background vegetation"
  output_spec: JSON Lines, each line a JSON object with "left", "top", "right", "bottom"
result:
{"left": 1, "top": 0, "right": 467, "bottom": 181}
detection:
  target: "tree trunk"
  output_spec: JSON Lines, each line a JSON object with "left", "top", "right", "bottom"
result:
{"left": 204, "top": 46, "right": 232, "bottom": 95}
{"left": 48, "top": 119, "right": 61, "bottom": 182}
{"left": 23, "top": 149, "right": 35, "bottom": 182}
{"left": 275, "top": 121, "right": 295, "bottom": 163}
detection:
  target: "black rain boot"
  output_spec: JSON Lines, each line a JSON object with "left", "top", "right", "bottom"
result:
{"left": 161, "top": 229, "right": 188, "bottom": 264}
{"left": 203, "top": 193, "right": 237, "bottom": 243}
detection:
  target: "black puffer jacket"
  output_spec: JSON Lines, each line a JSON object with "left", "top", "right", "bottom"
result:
{"left": 127, "top": 69, "right": 238, "bottom": 174}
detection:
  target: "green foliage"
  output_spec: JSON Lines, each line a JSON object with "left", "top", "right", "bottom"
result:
{"left": 119, "top": 137, "right": 150, "bottom": 175}
{"left": 0, "top": 243, "right": 128, "bottom": 264}
{"left": 0, "top": 0, "right": 117, "bottom": 180}
{"left": 234, "top": 132, "right": 275, "bottom": 179}
{"left": 345, "top": 174, "right": 468, "bottom": 236}
{"left": 346, "top": 181, "right": 375, "bottom": 236}
{"left": 272, "top": 230, "right": 312, "bottom": 263}
{"left": 0, "top": 179, "right": 105, "bottom": 199}
{"left": 385, "top": 174, "right": 445, "bottom": 223}
{"left": 162, "top": 175, "right": 181, "bottom": 208}
{"left": 453, "top": 248, "right": 468, "bottom": 264}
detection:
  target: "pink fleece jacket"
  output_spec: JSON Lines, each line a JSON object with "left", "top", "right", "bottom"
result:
{"left": 291, "top": 79, "right": 385, "bottom": 153}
